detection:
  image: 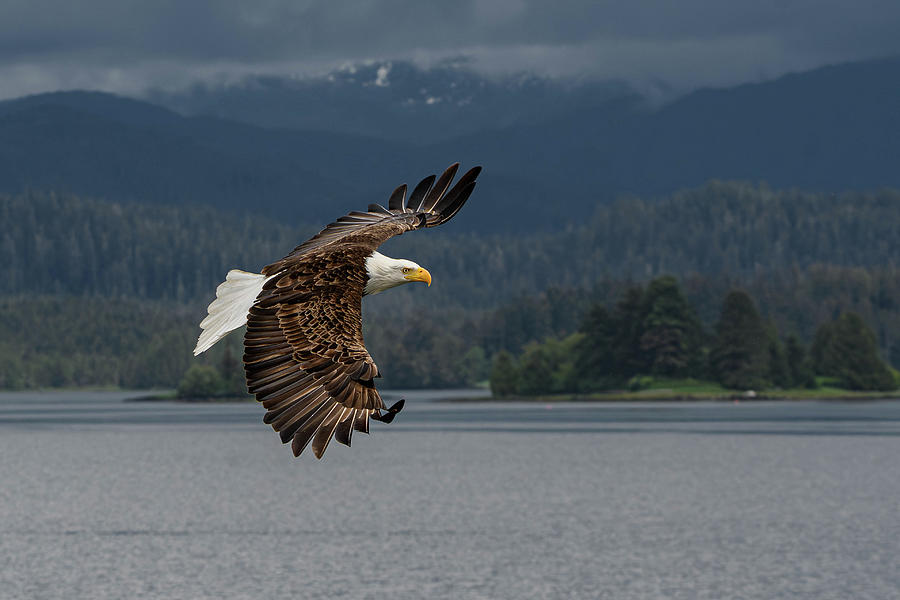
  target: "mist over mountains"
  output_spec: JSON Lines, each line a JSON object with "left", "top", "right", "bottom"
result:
{"left": 147, "top": 59, "right": 644, "bottom": 143}
{"left": 1, "top": 56, "right": 899, "bottom": 231}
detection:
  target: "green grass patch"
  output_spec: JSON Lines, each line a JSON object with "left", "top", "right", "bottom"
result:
{"left": 488, "top": 377, "right": 900, "bottom": 402}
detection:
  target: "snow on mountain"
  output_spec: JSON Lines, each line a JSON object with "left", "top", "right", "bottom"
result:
{"left": 146, "top": 59, "right": 642, "bottom": 143}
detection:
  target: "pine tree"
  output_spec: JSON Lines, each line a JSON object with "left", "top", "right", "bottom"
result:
{"left": 611, "top": 286, "right": 646, "bottom": 377}
{"left": 710, "top": 290, "right": 771, "bottom": 389}
{"left": 575, "top": 304, "right": 615, "bottom": 390}
{"left": 813, "top": 313, "right": 896, "bottom": 390}
{"left": 811, "top": 320, "right": 838, "bottom": 375}
{"left": 785, "top": 334, "right": 816, "bottom": 388}
{"left": 639, "top": 276, "right": 702, "bottom": 377}
{"left": 766, "top": 321, "right": 792, "bottom": 388}
{"left": 219, "top": 343, "right": 247, "bottom": 395}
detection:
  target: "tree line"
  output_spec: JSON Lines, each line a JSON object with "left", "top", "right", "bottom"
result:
{"left": 490, "top": 276, "right": 897, "bottom": 396}
{"left": 5, "top": 265, "right": 900, "bottom": 393}
{"left": 5, "top": 181, "right": 900, "bottom": 308}
{"left": 5, "top": 181, "right": 900, "bottom": 391}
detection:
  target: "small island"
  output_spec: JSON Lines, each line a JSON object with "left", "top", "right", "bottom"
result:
{"left": 173, "top": 347, "right": 252, "bottom": 402}
{"left": 488, "top": 280, "right": 899, "bottom": 402}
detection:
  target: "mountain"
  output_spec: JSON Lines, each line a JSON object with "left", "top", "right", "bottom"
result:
{"left": 0, "top": 91, "right": 408, "bottom": 224}
{"left": 147, "top": 59, "right": 642, "bottom": 144}
{"left": 434, "top": 56, "right": 900, "bottom": 195}
{"left": 0, "top": 90, "right": 558, "bottom": 230}
{"left": 2, "top": 56, "right": 900, "bottom": 231}
{"left": 151, "top": 56, "right": 900, "bottom": 195}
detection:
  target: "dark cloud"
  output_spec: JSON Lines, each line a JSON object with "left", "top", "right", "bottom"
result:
{"left": 1, "top": 0, "right": 898, "bottom": 98}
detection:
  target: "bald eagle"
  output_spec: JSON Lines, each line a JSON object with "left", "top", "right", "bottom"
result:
{"left": 193, "top": 163, "right": 481, "bottom": 459}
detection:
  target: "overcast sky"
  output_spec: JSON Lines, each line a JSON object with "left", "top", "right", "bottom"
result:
{"left": 1, "top": 0, "right": 899, "bottom": 100}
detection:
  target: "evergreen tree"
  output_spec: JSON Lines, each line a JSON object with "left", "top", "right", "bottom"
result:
{"left": 219, "top": 344, "right": 248, "bottom": 395}
{"left": 785, "top": 334, "right": 816, "bottom": 388}
{"left": 489, "top": 351, "right": 519, "bottom": 397}
{"left": 638, "top": 276, "right": 702, "bottom": 377}
{"left": 766, "top": 321, "right": 792, "bottom": 388}
{"left": 575, "top": 304, "right": 616, "bottom": 390}
{"left": 813, "top": 312, "right": 896, "bottom": 390}
{"left": 710, "top": 290, "right": 771, "bottom": 389}
{"left": 811, "top": 321, "right": 838, "bottom": 375}
{"left": 611, "top": 286, "right": 646, "bottom": 377}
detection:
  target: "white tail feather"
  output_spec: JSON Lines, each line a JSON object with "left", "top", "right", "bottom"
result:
{"left": 193, "top": 270, "right": 272, "bottom": 356}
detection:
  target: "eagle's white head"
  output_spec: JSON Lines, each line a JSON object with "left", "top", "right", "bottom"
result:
{"left": 364, "top": 251, "right": 432, "bottom": 296}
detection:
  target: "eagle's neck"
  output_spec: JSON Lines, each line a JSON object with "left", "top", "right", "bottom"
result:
{"left": 364, "top": 251, "right": 406, "bottom": 296}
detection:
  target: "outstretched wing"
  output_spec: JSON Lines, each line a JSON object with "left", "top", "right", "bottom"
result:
{"left": 243, "top": 163, "right": 481, "bottom": 458}
{"left": 261, "top": 163, "right": 481, "bottom": 275}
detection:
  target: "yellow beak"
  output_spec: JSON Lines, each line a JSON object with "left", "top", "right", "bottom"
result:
{"left": 405, "top": 267, "right": 432, "bottom": 287}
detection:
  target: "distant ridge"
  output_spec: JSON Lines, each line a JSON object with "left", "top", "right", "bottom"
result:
{"left": 147, "top": 59, "right": 641, "bottom": 143}
{"left": 433, "top": 55, "right": 900, "bottom": 195}
{"left": 1, "top": 56, "right": 900, "bottom": 230}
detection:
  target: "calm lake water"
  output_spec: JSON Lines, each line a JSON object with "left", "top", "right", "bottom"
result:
{"left": 1, "top": 391, "right": 899, "bottom": 599}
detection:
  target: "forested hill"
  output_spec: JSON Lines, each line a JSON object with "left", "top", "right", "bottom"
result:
{"left": 0, "top": 92, "right": 552, "bottom": 231}
{"left": 5, "top": 182, "right": 900, "bottom": 307}
{"left": 440, "top": 57, "right": 900, "bottom": 195}
{"left": 2, "top": 56, "right": 900, "bottom": 231}
{"left": 5, "top": 181, "right": 900, "bottom": 390}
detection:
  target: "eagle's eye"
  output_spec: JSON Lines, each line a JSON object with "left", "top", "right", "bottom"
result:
{"left": 401, "top": 267, "right": 412, "bottom": 274}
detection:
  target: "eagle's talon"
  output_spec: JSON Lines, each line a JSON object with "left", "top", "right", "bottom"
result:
{"left": 372, "top": 399, "right": 405, "bottom": 423}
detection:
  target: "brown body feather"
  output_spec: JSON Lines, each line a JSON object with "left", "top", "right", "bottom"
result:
{"left": 242, "top": 163, "right": 481, "bottom": 458}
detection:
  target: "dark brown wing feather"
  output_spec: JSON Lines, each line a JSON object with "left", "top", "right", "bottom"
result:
{"left": 261, "top": 164, "right": 481, "bottom": 274}
{"left": 244, "top": 163, "right": 481, "bottom": 459}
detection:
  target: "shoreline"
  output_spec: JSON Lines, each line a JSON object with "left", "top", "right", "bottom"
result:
{"left": 127, "top": 392, "right": 253, "bottom": 403}
{"left": 4, "top": 388, "right": 898, "bottom": 404}
{"left": 440, "top": 392, "right": 900, "bottom": 403}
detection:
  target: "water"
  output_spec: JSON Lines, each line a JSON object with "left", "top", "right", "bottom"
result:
{"left": 1, "top": 392, "right": 899, "bottom": 599}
